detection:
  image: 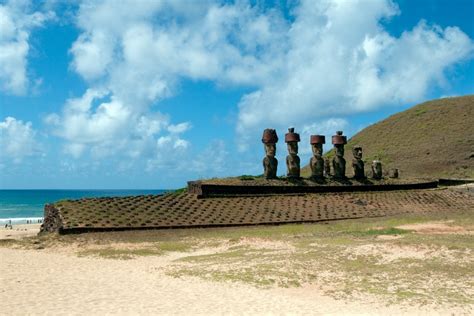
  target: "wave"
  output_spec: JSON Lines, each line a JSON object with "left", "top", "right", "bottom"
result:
{"left": 0, "top": 217, "right": 44, "bottom": 224}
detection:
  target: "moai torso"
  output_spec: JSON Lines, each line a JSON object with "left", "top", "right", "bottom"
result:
{"left": 285, "top": 128, "right": 301, "bottom": 179}
{"left": 309, "top": 135, "right": 326, "bottom": 179}
{"left": 310, "top": 156, "right": 324, "bottom": 178}
{"left": 332, "top": 151, "right": 346, "bottom": 179}
{"left": 286, "top": 154, "right": 300, "bottom": 178}
{"left": 352, "top": 146, "right": 365, "bottom": 179}
{"left": 263, "top": 155, "right": 278, "bottom": 179}
{"left": 261, "top": 129, "right": 279, "bottom": 179}
{"left": 372, "top": 160, "right": 383, "bottom": 180}
{"left": 331, "top": 131, "right": 347, "bottom": 179}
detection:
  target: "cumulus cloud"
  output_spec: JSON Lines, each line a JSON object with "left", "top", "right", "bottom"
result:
{"left": 58, "top": 0, "right": 472, "bottom": 172}
{"left": 0, "top": 0, "right": 54, "bottom": 95}
{"left": 57, "top": 0, "right": 288, "bottom": 165}
{"left": 236, "top": 0, "right": 474, "bottom": 149}
{"left": 47, "top": 89, "right": 191, "bottom": 161}
{"left": 0, "top": 116, "right": 41, "bottom": 162}
{"left": 145, "top": 133, "right": 190, "bottom": 171}
{"left": 69, "top": 0, "right": 287, "bottom": 106}
{"left": 299, "top": 118, "right": 349, "bottom": 155}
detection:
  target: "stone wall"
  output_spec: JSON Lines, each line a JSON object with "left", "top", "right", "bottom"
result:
{"left": 40, "top": 204, "right": 63, "bottom": 233}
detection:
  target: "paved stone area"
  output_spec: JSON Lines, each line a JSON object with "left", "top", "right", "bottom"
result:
{"left": 42, "top": 189, "right": 474, "bottom": 233}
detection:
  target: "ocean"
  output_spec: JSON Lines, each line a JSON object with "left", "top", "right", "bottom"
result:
{"left": 0, "top": 190, "right": 166, "bottom": 224}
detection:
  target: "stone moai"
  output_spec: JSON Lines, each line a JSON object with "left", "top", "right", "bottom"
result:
{"left": 352, "top": 146, "right": 365, "bottom": 180}
{"left": 331, "top": 131, "right": 347, "bottom": 179}
{"left": 285, "top": 127, "right": 301, "bottom": 179}
{"left": 372, "top": 160, "right": 383, "bottom": 180}
{"left": 262, "top": 129, "right": 279, "bottom": 179}
{"left": 389, "top": 168, "right": 399, "bottom": 178}
{"left": 310, "top": 135, "right": 326, "bottom": 179}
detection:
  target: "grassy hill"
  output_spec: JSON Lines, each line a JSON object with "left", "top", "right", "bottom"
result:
{"left": 302, "top": 95, "right": 474, "bottom": 179}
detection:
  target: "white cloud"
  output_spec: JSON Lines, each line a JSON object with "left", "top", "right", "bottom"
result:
{"left": 70, "top": 0, "right": 287, "bottom": 105}
{"left": 0, "top": 0, "right": 54, "bottom": 95}
{"left": 60, "top": 0, "right": 286, "bottom": 165}
{"left": 60, "top": 89, "right": 131, "bottom": 144}
{"left": 300, "top": 118, "right": 349, "bottom": 155}
{"left": 48, "top": 88, "right": 192, "bottom": 161}
{"left": 69, "top": 30, "right": 115, "bottom": 81}
{"left": 0, "top": 116, "right": 41, "bottom": 162}
{"left": 59, "top": 0, "right": 472, "bottom": 174}
{"left": 236, "top": 0, "right": 473, "bottom": 149}
{"left": 146, "top": 133, "right": 190, "bottom": 171}
{"left": 168, "top": 122, "right": 192, "bottom": 134}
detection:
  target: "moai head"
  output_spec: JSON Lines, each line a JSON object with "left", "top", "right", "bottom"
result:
{"left": 310, "top": 135, "right": 325, "bottom": 157}
{"left": 264, "top": 143, "right": 276, "bottom": 157}
{"left": 332, "top": 131, "right": 347, "bottom": 157}
{"left": 352, "top": 146, "right": 363, "bottom": 160}
{"left": 285, "top": 128, "right": 300, "bottom": 155}
{"left": 262, "top": 129, "right": 278, "bottom": 157}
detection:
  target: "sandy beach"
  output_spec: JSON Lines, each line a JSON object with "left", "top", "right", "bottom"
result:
{"left": 0, "top": 224, "right": 41, "bottom": 239}
{"left": 1, "top": 247, "right": 467, "bottom": 316}
{"left": 1, "top": 215, "right": 472, "bottom": 316}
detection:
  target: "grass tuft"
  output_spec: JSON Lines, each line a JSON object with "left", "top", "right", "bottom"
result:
{"left": 353, "top": 227, "right": 411, "bottom": 236}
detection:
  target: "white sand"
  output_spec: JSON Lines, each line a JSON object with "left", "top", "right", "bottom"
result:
{"left": 0, "top": 247, "right": 469, "bottom": 315}
{"left": 0, "top": 219, "right": 471, "bottom": 315}
{"left": 0, "top": 224, "right": 40, "bottom": 239}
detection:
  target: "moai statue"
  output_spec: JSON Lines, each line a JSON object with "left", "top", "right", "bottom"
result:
{"left": 285, "top": 128, "right": 301, "bottom": 179}
{"left": 331, "top": 131, "right": 347, "bottom": 179}
{"left": 389, "top": 168, "right": 399, "bottom": 178}
{"left": 352, "top": 146, "right": 365, "bottom": 180}
{"left": 310, "top": 135, "right": 326, "bottom": 179}
{"left": 262, "top": 129, "right": 279, "bottom": 179}
{"left": 372, "top": 160, "right": 383, "bottom": 180}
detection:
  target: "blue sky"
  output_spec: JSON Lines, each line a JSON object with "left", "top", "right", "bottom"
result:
{"left": 0, "top": 0, "right": 473, "bottom": 189}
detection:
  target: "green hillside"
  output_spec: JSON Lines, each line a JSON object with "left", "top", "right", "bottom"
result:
{"left": 302, "top": 95, "right": 474, "bottom": 179}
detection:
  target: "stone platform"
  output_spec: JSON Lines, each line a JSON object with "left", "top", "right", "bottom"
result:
{"left": 438, "top": 178, "right": 474, "bottom": 186}
{"left": 187, "top": 177, "right": 438, "bottom": 198}
{"left": 41, "top": 188, "right": 473, "bottom": 234}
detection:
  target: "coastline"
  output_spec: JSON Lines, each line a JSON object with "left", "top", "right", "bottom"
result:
{"left": 0, "top": 217, "right": 44, "bottom": 225}
{"left": 0, "top": 189, "right": 167, "bottom": 227}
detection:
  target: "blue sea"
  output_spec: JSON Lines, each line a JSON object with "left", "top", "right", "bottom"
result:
{"left": 0, "top": 190, "right": 166, "bottom": 224}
